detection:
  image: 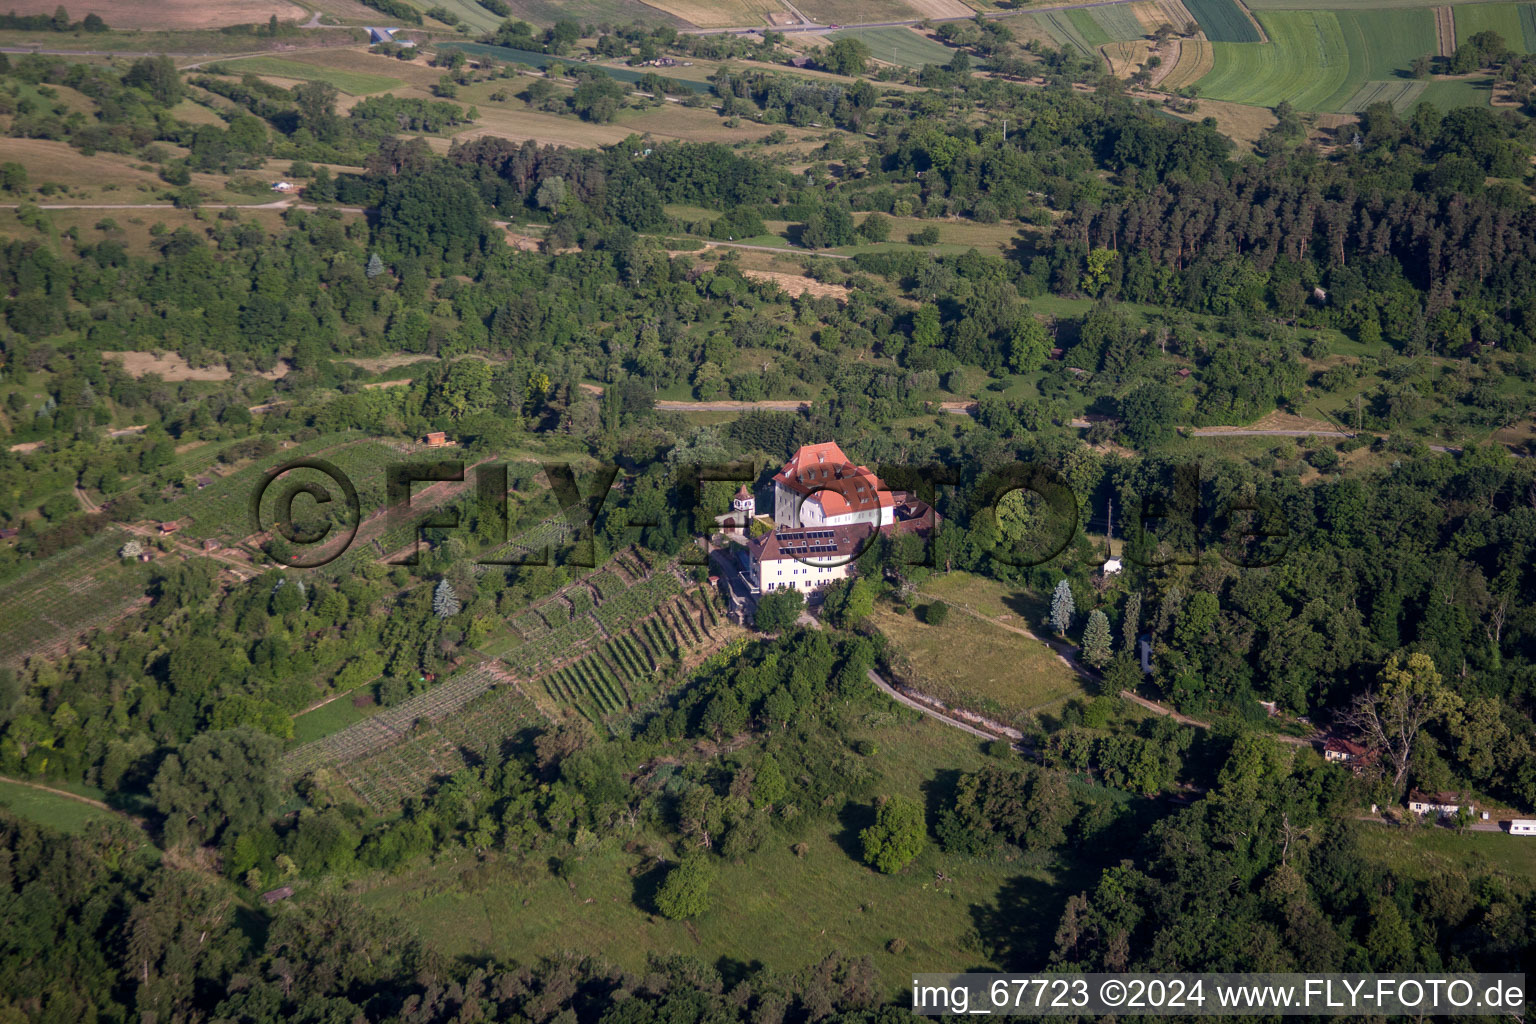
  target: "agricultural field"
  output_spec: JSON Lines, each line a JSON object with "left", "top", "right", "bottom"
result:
{"left": 798, "top": 0, "right": 970, "bottom": 21}
{"left": 416, "top": 0, "right": 507, "bottom": 34}
{"left": 827, "top": 26, "right": 958, "bottom": 67}
{"left": 630, "top": 0, "right": 784, "bottom": 28}
{"left": 502, "top": 551, "right": 738, "bottom": 727}
{"left": 1085, "top": 3, "right": 1152, "bottom": 41}
{"left": 1103, "top": 38, "right": 1155, "bottom": 75}
{"left": 282, "top": 660, "right": 518, "bottom": 782}
{"left": 1338, "top": 78, "right": 1427, "bottom": 112}
{"left": 1192, "top": 8, "right": 1439, "bottom": 112}
{"left": 0, "top": 0, "right": 304, "bottom": 30}
{"left": 211, "top": 56, "right": 405, "bottom": 96}
{"left": 0, "top": 533, "right": 149, "bottom": 667}
{"left": 1184, "top": 0, "right": 1262, "bottom": 42}
{"left": 503, "top": 0, "right": 691, "bottom": 26}
{"left": 1034, "top": 10, "right": 1112, "bottom": 56}
{"left": 539, "top": 585, "right": 731, "bottom": 727}
{"left": 1454, "top": 2, "right": 1536, "bottom": 52}
{"left": 173, "top": 431, "right": 387, "bottom": 545}
{"left": 1160, "top": 38, "right": 1216, "bottom": 89}
{"left": 872, "top": 572, "right": 1089, "bottom": 727}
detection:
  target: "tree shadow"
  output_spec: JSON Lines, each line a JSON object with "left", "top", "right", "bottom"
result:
{"left": 630, "top": 857, "right": 669, "bottom": 915}
{"left": 833, "top": 798, "right": 875, "bottom": 863}
{"left": 969, "top": 873, "right": 1071, "bottom": 970}
{"left": 716, "top": 955, "right": 764, "bottom": 991}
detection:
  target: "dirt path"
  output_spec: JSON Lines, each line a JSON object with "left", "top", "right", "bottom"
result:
{"left": 942, "top": 597, "right": 1321, "bottom": 748}
{"left": 867, "top": 668, "right": 1024, "bottom": 746}
{"left": 1434, "top": 6, "right": 1455, "bottom": 57}
{"left": 0, "top": 774, "right": 154, "bottom": 835}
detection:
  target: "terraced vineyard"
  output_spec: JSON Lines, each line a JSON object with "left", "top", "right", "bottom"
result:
{"left": 0, "top": 532, "right": 149, "bottom": 666}
{"left": 335, "top": 686, "right": 543, "bottom": 811}
{"left": 538, "top": 586, "right": 730, "bottom": 726}
{"left": 168, "top": 431, "right": 376, "bottom": 542}
{"left": 282, "top": 549, "right": 734, "bottom": 804}
{"left": 502, "top": 552, "right": 683, "bottom": 677}
{"left": 281, "top": 661, "right": 516, "bottom": 779}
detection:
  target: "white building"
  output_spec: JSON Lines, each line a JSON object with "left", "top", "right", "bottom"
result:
{"left": 771, "top": 441, "right": 893, "bottom": 530}
{"left": 747, "top": 524, "right": 869, "bottom": 595}
{"left": 1408, "top": 790, "right": 1472, "bottom": 818}
{"left": 714, "top": 484, "right": 756, "bottom": 541}
{"left": 1510, "top": 819, "right": 1536, "bottom": 836}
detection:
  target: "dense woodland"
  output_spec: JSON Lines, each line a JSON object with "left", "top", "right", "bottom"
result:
{"left": 0, "top": 25, "right": 1534, "bottom": 1024}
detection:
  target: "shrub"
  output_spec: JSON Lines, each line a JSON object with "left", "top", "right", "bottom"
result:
{"left": 655, "top": 856, "right": 713, "bottom": 919}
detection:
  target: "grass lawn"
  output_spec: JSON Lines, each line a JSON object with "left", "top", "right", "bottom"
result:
{"left": 0, "top": 779, "right": 116, "bottom": 833}
{"left": 1354, "top": 821, "right": 1536, "bottom": 883}
{"left": 291, "top": 691, "right": 380, "bottom": 745}
{"left": 1454, "top": 2, "right": 1533, "bottom": 52}
{"left": 360, "top": 713, "right": 1092, "bottom": 991}
{"left": 875, "top": 571, "right": 1090, "bottom": 725}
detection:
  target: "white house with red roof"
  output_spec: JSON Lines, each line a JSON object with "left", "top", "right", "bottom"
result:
{"left": 771, "top": 441, "right": 894, "bottom": 530}
{"left": 734, "top": 441, "right": 938, "bottom": 602}
{"left": 748, "top": 523, "right": 870, "bottom": 595}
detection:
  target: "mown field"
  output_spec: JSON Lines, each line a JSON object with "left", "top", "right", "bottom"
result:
{"left": 212, "top": 55, "right": 404, "bottom": 96}
{"left": 1193, "top": 8, "right": 1442, "bottom": 112}
{"left": 828, "top": 26, "right": 958, "bottom": 67}
{"left": 1354, "top": 821, "right": 1536, "bottom": 882}
{"left": 0, "top": 779, "right": 117, "bottom": 833}
{"left": 1454, "top": 2, "right": 1536, "bottom": 52}
{"left": 873, "top": 571, "right": 1090, "bottom": 726}
{"left": 628, "top": 0, "right": 783, "bottom": 28}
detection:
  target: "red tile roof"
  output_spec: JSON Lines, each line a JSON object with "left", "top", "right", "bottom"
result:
{"left": 750, "top": 523, "right": 874, "bottom": 565}
{"left": 1323, "top": 736, "right": 1368, "bottom": 757}
{"left": 773, "top": 442, "right": 892, "bottom": 517}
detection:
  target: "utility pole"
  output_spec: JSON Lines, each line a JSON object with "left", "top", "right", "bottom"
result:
{"left": 1002, "top": 118, "right": 1007, "bottom": 142}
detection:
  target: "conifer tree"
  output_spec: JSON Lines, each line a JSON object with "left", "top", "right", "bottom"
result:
{"left": 1082, "top": 609, "right": 1113, "bottom": 668}
{"left": 366, "top": 252, "right": 385, "bottom": 278}
{"left": 1121, "top": 592, "right": 1141, "bottom": 654}
{"left": 1050, "top": 578, "right": 1075, "bottom": 636}
{"left": 433, "top": 578, "right": 460, "bottom": 618}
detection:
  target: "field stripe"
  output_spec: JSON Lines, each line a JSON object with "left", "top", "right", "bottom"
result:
{"left": 1338, "top": 79, "right": 1426, "bottom": 112}
{"left": 1185, "top": 0, "right": 1261, "bottom": 42}
{"left": 1523, "top": 4, "right": 1536, "bottom": 51}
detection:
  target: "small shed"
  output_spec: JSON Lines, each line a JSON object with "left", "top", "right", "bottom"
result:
{"left": 1176, "top": 368, "right": 1192, "bottom": 378}
{"left": 270, "top": 181, "right": 297, "bottom": 193}
{"left": 159, "top": 521, "right": 180, "bottom": 534}
{"left": 423, "top": 431, "right": 453, "bottom": 447}
{"left": 261, "top": 886, "right": 294, "bottom": 904}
